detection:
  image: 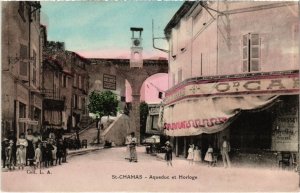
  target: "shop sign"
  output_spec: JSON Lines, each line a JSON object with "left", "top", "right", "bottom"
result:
{"left": 18, "top": 118, "right": 39, "bottom": 125}
{"left": 149, "top": 107, "right": 160, "bottom": 115}
{"left": 103, "top": 74, "right": 116, "bottom": 90}
{"left": 164, "top": 71, "right": 299, "bottom": 105}
{"left": 33, "top": 95, "right": 42, "bottom": 109}
{"left": 271, "top": 101, "right": 298, "bottom": 151}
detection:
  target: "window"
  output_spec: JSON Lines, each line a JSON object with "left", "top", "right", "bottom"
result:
{"left": 73, "top": 74, "right": 77, "bottom": 87}
{"left": 18, "top": 2, "right": 26, "bottom": 22}
{"left": 73, "top": 95, "right": 78, "bottom": 109}
{"left": 78, "top": 96, "right": 82, "bottom": 110}
{"left": 78, "top": 75, "right": 82, "bottom": 89}
{"left": 19, "top": 44, "right": 28, "bottom": 77}
{"left": 151, "top": 115, "right": 159, "bottom": 130}
{"left": 242, "top": 33, "right": 260, "bottom": 72}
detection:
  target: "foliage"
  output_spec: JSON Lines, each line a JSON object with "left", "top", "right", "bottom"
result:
{"left": 140, "top": 101, "right": 149, "bottom": 136}
{"left": 88, "top": 90, "right": 119, "bottom": 118}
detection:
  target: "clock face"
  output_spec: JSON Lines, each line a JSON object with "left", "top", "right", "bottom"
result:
{"left": 133, "top": 39, "right": 140, "bottom": 46}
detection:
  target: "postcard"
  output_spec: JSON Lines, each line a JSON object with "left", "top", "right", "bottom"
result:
{"left": 1, "top": 1, "right": 300, "bottom": 192}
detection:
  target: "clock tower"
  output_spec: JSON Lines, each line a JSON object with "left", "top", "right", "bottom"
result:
{"left": 130, "top": 27, "right": 143, "bottom": 68}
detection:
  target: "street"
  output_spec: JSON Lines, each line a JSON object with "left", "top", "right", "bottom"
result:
{"left": 1, "top": 146, "right": 299, "bottom": 192}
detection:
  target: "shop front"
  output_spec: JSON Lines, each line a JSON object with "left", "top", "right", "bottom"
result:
{"left": 160, "top": 70, "right": 299, "bottom": 167}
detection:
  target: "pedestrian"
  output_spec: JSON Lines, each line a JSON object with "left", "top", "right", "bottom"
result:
{"left": 221, "top": 136, "right": 231, "bottom": 168}
{"left": 16, "top": 143, "right": 26, "bottom": 170}
{"left": 45, "top": 139, "right": 54, "bottom": 167}
{"left": 50, "top": 139, "right": 57, "bottom": 166}
{"left": 2, "top": 138, "right": 9, "bottom": 168}
{"left": 164, "top": 141, "right": 173, "bottom": 167}
{"left": 34, "top": 142, "right": 42, "bottom": 169}
{"left": 16, "top": 133, "right": 28, "bottom": 166}
{"left": 193, "top": 145, "right": 202, "bottom": 164}
{"left": 125, "top": 133, "right": 132, "bottom": 160}
{"left": 26, "top": 129, "right": 35, "bottom": 166}
{"left": 204, "top": 144, "right": 214, "bottom": 166}
{"left": 129, "top": 132, "right": 137, "bottom": 162}
{"left": 187, "top": 144, "right": 194, "bottom": 165}
{"left": 62, "top": 138, "right": 68, "bottom": 163}
{"left": 56, "top": 139, "right": 64, "bottom": 165}
{"left": 6, "top": 140, "right": 15, "bottom": 170}
{"left": 41, "top": 141, "right": 48, "bottom": 168}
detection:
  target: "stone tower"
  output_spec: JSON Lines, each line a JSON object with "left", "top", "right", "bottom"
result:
{"left": 130, "top": 27, "right": 143, "bottom": 68}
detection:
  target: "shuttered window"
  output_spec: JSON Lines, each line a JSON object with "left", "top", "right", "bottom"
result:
{"left": 242, "top": 33, "right": 260, "bottom": 72}
{"left": 32, "top": 50, "right": 37, "bottom": 85}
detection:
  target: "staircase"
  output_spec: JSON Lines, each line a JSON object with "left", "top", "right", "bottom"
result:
{"left": 100, "top": 114, "right": 130, "bottom": 146}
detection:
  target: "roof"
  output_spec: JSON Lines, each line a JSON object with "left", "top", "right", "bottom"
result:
{"left": 164, "top": 1, "right": 195, "bottom": 37}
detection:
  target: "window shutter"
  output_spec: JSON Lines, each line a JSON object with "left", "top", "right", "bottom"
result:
{"left": 242, "top": 34, "right": 248, "bottom": 72}
{"left": 250, "top": 34, "right": 260, "bottom": 71}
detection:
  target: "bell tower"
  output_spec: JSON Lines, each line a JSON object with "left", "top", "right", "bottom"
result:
{"left": 130, "top": 27, "right": 143, "bottom": 68}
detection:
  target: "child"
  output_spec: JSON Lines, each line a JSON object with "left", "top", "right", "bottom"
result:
{"left": 35, "top": 143, "right": 42, "bottom": 168}
{"left": 51, "top": 141, "right": 57, "bottom": 166}
{"left": 41, "top": 141, "right": 48, "bottom": 168}
{"left": 164, "top": 141, "right": 173, "bottom": 167}
{"left": 204, "top": 144, "right": 214, "bottom": 166}
{"left": 6, "top": 140, "right": 15, "bottom": 170}
{"left": 56, "top": 139, "right": 64, "bottom": 165}
{"left": 193, "top": 145, "right": 202, "bottom": 164}
{"left": 187, "top": 144, "right": 194, "bottom": 165}
{"left": 16, "top": 143, "right": 26, "bottom": 170}
{"left": 2, "top": 138, "right": 9, "bottom": 168}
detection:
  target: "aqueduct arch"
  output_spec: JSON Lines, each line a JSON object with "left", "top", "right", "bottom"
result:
{"left": 88, "top": 58, "right": 168, "bottom": 141}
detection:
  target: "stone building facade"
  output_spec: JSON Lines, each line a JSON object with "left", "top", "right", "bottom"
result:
{"left": 70, "top": 52, "right": 90, "bottom": 129}
{"left": 1, "top": 1, "right": 43, "bottom": 139}
{"left": 162, "top": 1, "right": 299, "bottom": 165}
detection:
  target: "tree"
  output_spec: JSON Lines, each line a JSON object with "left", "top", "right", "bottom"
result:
{"left": 88, "top": 90, "right": 119, "bottom": 143}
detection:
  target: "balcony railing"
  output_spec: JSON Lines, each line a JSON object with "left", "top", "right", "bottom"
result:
{"left": 41, "top": 89, "right": 65, "bottom": 101}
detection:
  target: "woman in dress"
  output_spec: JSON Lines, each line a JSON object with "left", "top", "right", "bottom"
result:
{"left": 129, "top": 132, "right": 137, "bottom": 162}
{"left": 204, "top": 144, "right": 214, "bottom": 166}
{"left": 193, "top": 145, "right": 202, "bottom": 164}
{"left": 25, "top": 129, "right": 35, "bottom": 166}
{"left": 187, "top": 144, "right": 194, "bottom": 165}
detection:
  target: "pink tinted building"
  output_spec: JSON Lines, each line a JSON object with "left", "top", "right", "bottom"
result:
{"left": 162, "top": 1, "right": 299, "bottom": 165}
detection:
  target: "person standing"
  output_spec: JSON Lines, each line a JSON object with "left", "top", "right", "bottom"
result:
{"left": 25, "top": 129, "right": 35, "bottom": 166}
{"left": 204, "top": 144, "right": 214, "bottom": 166}
{"left": 56, "top": 139, "right": 64, "bottom": 165}
{"left": 187, "top": 144, "right": 194, "bottom": 165}
{"left": 2, "top": 138, "right": 9, "bottom": 168}
{"left": 16, "top": 143, "right": 26, "bottom": 170}
{"left": 164, "top": 141, "right": 173, "bottom": 167}
{"left": 129, "top": 132, "right": 137, "bottom": 162}
{"left": 221, "top": 136, "right": 231, "bottom": 168}
{"left": 34, "top": 143, "right": 42, "bottom": 169}
{"left": 6, "top": 140, "right": 15, "bottom": 170}
{"left": 125, "top": 134, "right": 132, "bottom": 160}
{"left": 193, "top": 145, "right": 202, "bottom": 164}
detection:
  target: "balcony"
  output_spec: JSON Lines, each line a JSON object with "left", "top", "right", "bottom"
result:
{"left": 41, "top": 89, "right": 65, "bottom": 111}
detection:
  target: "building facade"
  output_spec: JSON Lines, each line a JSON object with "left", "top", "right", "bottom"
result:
{"left": 161, "top": 1, "right": 299, "bottom": 164}
{"left": 2, "top": 1, "right": 43, "bottom": 139}
{"left": 70, "top": 52, "right": 90, "bottom": 128}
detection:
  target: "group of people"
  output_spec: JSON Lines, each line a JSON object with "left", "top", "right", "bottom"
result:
{"left": 187, "top": 136, "right": 231, "bottom": 167}
{"left": 1, "top": 129, "right": 68, "bottom": 171}
{"left": 166, "top": 136, "right": 231, "bottom": 168}
{"left": 125, "top": 132, "right": 138, "bottom": 162}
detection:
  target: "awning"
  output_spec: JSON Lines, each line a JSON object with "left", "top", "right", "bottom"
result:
{"left": 160, "top": 95, "right": 278, "bottom": 136}
{"left": 159, "top": 70, "right": 299, "bottom": 137}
